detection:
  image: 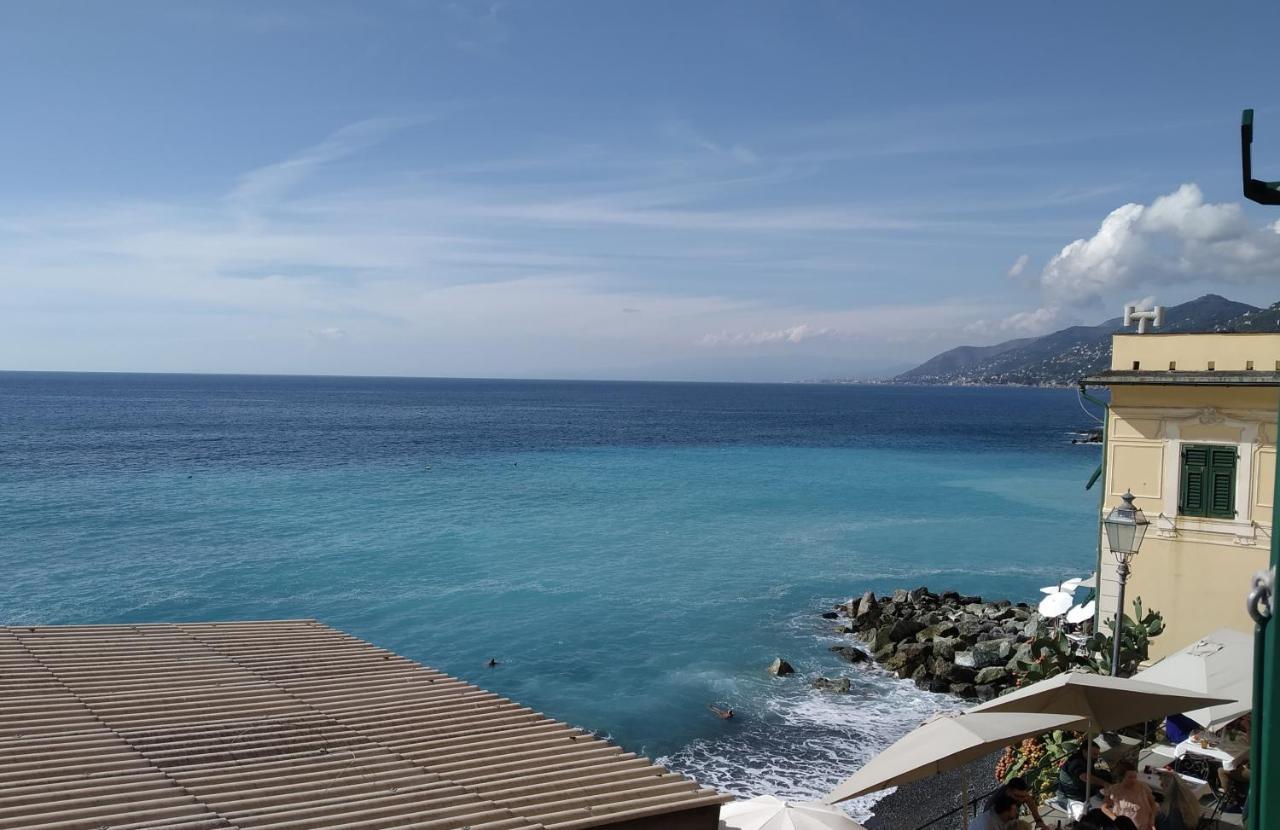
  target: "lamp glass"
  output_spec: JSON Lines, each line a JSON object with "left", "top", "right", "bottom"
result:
{"left": 1103, "top": 489, "right": 1148, "bottom": 557}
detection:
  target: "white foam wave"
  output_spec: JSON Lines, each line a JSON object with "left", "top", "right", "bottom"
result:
{"left": 660, "top": 672, "right": 948, "bottom": 822}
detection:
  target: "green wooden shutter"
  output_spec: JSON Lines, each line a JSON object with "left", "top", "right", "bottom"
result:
{"left": 1179, "top": 444, "right": 1237, "bottom": 519}
{"left": 1207, "top": 445, "right": 1238, "bottom": 519}
{"left": 1180, "top": 445, "right": 1208, "bottom": 516}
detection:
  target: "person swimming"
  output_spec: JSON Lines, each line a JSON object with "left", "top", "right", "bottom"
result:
{"left": 708, "top": 705, "right": 734, "bottom": 719}
{"left": 487, "top": 658, "right": 498, "bottom": 667}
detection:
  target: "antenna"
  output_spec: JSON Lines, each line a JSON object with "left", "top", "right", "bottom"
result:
{"left": 1124, "top": 303, "right": 1164, "bottom": 334}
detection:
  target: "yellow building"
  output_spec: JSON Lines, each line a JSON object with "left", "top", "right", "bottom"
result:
{"left": 1082, "top": 332, "right": 1279, "bottom": 660}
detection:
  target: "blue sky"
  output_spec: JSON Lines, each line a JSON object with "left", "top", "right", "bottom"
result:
{"left": 3, "top": 2, "right": 1280, "bottom": 380}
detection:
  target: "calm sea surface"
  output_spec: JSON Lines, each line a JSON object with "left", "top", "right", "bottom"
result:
{"left": 0, "top": 373, "right": 1101, "bottom": 815}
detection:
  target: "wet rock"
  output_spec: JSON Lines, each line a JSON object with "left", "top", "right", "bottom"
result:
{"left": 813, "top": 676, "right": 852, "bottom": 693}
{"left": 767, "top": 658, "right": 795, "bottom": 677}
{"left": 954, "top": 650, "right": 976, "bottom": 668}
{"left": 974, "top": 684, "right": 998, "bottom": 702}
{"left": 829, "top": 645, "right": 869, "bottom": 664}
{"left": 821, "top": 611, "right": 839, "bottom": 620}
{"left": 950, "top": 682, "right": 977, "bottom": 698}
{"left": 928, "top": 677, "right": 952, "bottom": 694}
{"left": 873, "top": 642, "right": 897, "bottom": 662}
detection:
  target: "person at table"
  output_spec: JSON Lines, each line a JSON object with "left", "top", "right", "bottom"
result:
{"left": 982, "top": 776, "right": 1048, "bottom": 829}
{"left": 970, "top": 793, "right": 1020, "bottom": 830}
{"left": 1102, "top": 761, "right": 1157, "bottom": 830}
{"left": 1154, "top": 770, "right": 1201, "bottom": 830}
{"left": 1057, "top": 741, "right": 1112, "bottom": 819}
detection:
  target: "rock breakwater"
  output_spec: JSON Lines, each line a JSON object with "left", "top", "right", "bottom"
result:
{"left": 828, "top": 587, "right": 1043, "bottom": 701}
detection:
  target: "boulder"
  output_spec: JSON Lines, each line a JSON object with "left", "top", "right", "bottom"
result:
{"left": 970, "top": 638, "right": 1014, "bottom": 668}
{"left": 873, "top": 642, "right": 897, "bottom": 662}
{"left": 953, "top": 651, "right": 976, "bottom": 668}
{"left": 891, "top": 588, "right": 910, "bottom": 603}
{"left": 767, "top": 658, "right": 795, "bottom": 677}
{"left": 813, "top": 676, "right": 852, "bottom": 693}
{"left": 958, "top": 595, "right": 982, "bottom": 605}
{"left": 941, "top": 590, "right": 961, "bottom": 603}
{"left": 911, "top": 664, "right": 931, "bottom": 689}
{"left": 932, "top": 637, "right": 959, "bottom": 661}
{"left": 934, "top": 622, "right": 960, "bottom": 639}
{"left": 928, "top": 677, "right": 952, "bottom": 694}
{"left": 908, "top": 586, "right": 933, "bottom": 602}
{"left": 950, "top": 682, "right": 977, "bottom": 698}
{"left": 829, "top": 645, "right": 869, "bottom": 664}
{"left": 974, "top": 666, "right": 1010, "bottom": 686}
{"left": 945, "top": 664, "right": 977, "bottom": 683}
{"left": 974, "top": 684, "right": 999, "bottom": 702}
{"left": 896, "top": 642, "right": 931, "bottom": 663}
{"left": 855, "top": 592, "right": 878, "bottom": 621}
{"left": 821, "top": 611, "right": 839, "bottom": 620}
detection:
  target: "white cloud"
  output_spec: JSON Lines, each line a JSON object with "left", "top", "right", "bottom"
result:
{"left": 1006, "top": 253, "right": 1030, "bottom": 280}
{"left": 228, "top": 117, "right": 419, "bottom": 218}
{"left": 1039, "top": 183, "right": 1280, "bottom": 306}
{"left": 698, "top": 324, "right": 838, "bottom": 347}
{"left": 308, "top": 327, "right": 348, "bottom": 340}
{"left": 964, "top": 305, "right": 1064, "bottom": 338}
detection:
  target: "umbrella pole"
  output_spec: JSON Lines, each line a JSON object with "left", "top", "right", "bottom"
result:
{"left": 1084, "top": 731, "right": 1093, "bottom": 813}
{"left": 961, "top": 776, "right": 969, "bottom": 830}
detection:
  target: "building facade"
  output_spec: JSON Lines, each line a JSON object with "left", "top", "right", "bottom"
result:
{"left": 1083, "top": 332, "right": 1279, "bottom": 660}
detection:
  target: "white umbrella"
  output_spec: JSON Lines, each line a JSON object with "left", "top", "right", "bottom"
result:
{"left": 1066, "top": 600, "right": 1096, "bottom": 625}
{"left": 1038, "top": 591, "right": 1074, "bottom": 618}
{"left": 1132, "top": 627, "right": 1253, "bottom": 730}
{"left": 825, "top": 711, "right": 1087, "bottom": 804}
{"left": 721, "top": 795, "right": 867, "bottom": 830}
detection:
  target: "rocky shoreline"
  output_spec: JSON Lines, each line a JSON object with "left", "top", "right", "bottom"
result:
{"left": 818, "top": 586, "right": 1046, "bottom": 702}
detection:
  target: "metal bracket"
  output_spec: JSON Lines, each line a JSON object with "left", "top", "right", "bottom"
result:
{"left": 1248, "top": 566, "right": 1275, "bottom": 624}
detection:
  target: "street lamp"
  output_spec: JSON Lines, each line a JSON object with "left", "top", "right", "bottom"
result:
{"left": 1103, "top": 489, "right": 1149, "bottom": 675}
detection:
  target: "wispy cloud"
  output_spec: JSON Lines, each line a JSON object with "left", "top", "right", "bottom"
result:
{"left": 698, "top": 324, "right": 838, "bottom": 347}
{"left": 228, "top": 117, "right": 423, "bottom": 221}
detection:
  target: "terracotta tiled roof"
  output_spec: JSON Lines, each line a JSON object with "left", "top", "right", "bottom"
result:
{"left": 0, "top": 620, "right": 726, "bottom": 829}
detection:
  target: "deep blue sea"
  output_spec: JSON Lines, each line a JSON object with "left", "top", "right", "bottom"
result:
{"left": 0, "top": 372, "right": 1101, "bottom": 816}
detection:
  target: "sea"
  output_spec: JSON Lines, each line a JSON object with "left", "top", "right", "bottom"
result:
{"left": 0, "top": 372, "right": 1102, "bottom": 819}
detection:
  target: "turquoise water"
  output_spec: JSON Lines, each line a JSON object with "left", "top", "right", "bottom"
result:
{"left": 0, "top": 374, "right": 1100, "bottom": 814}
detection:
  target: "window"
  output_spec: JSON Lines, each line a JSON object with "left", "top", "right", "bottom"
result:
{"left": 1179, "top": 443, "right": 1237, "bottom": 519}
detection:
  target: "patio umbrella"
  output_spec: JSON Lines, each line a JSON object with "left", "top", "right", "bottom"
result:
{"left": 967, "top": 670, "right": 1235, "bottom": 805}
{"left": 966, "top": 670, "right": 1236, "bottom": 731}
{"left": 720, "top": 795, "right": 867, "bottom": 830}
{"left": 825, "top": 711, "right": 1088, "bottom": 804}
{"left": 1132, "top": 627, "right": 1253, "bottom": 730}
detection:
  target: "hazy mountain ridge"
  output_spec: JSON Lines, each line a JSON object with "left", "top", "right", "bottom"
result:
{"left": 894, "top": 295, "right": 1275, "bottom": 386}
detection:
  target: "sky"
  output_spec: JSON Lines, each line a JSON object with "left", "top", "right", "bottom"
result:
{"left": 3, "top": 2, "right": 1280, "bottom": 381}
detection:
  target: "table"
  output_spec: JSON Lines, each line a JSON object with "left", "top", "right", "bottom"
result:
{"left": 1174, "top": 732, "right": 1250, "bottom": 771}
{"left": 1137, "top": 770, "right": 1212, "bottom": 802}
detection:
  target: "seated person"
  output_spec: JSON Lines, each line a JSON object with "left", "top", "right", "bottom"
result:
{"left": 971, "top": 793, "right": 1019, "bottom": 830}
{"left": 1163, "top": 714, "right": 1199, "bottom": 745}
{"left": 1058, "top": 741, "right": 1112, "bottom": 819}
{"left": 1154, "top": 770, "right": 1201, "bottom": 830}
{"left": 1102, "top": 761, "right": 1157, "bottom": 830}
{"left": 983, "top": 776, "right": 1048, "bottom": 829}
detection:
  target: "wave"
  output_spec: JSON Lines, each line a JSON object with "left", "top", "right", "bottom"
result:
{"left": 660, "top": 643, "right": 951, "bottom": 821}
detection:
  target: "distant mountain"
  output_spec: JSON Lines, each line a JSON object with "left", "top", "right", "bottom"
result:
{"left": 895, "top": 294, "right": 1272, "bottom": 386}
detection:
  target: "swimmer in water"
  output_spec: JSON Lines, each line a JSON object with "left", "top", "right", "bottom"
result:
{"left": 487, "top": 658, "right": 498, "bottom": 668}
{"left": 708, "top": 705, "right": 734, "bottom": 720}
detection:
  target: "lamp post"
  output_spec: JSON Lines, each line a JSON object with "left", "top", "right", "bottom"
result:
{"left": 1103, "top": 489, "right": 1149, "bottom": 676}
